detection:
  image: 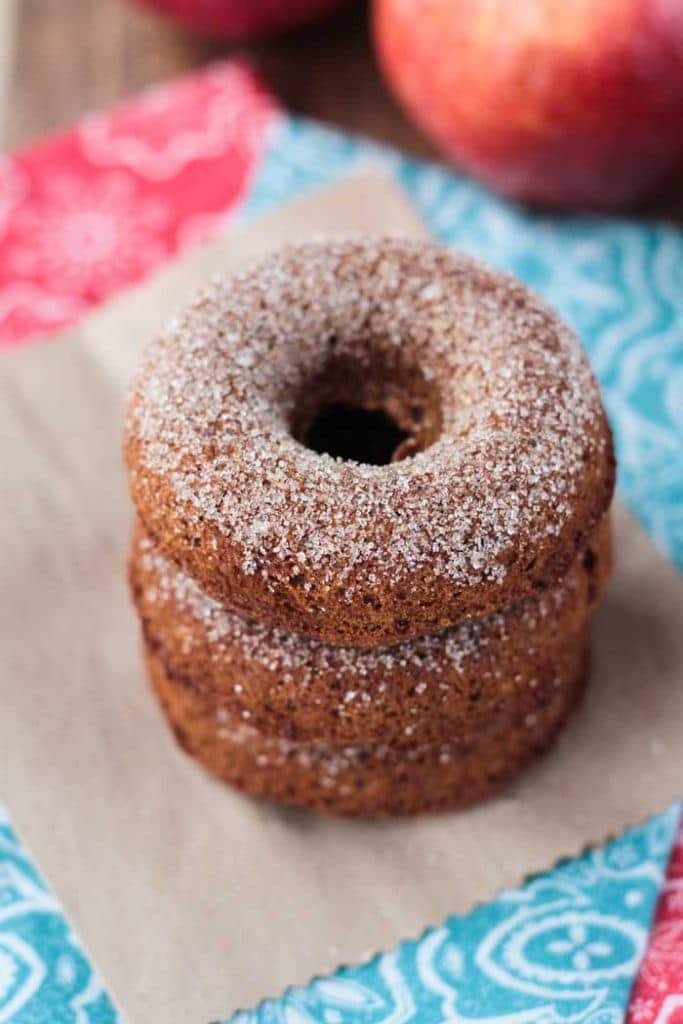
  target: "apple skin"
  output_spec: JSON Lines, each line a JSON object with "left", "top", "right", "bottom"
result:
{"left": 135, "top": 0, "right": 343, "bottom": 39}
{"left": 374, "top": 0, "right": 683, "bottom": 209}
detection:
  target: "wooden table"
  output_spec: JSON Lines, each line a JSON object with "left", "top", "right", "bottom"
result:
{"left": 1, "top": 0, "right": 679, "bottom": 217}
{"left": 1, "top": 0, "right": 437, "bottom": 158}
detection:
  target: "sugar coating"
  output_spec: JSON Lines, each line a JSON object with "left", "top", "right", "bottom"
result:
{"left": 136, "top": 532, "right": 577, "bottom": 685}
{"left": 126, "top": 237, "right": 610, "bottom": 628}
{"left": 166, "top": 648, "right": 583, "bottom": 776}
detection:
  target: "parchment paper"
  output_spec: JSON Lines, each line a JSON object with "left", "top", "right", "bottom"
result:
{"left": 1, "top": 172, "right": 682, "bottom": 1024}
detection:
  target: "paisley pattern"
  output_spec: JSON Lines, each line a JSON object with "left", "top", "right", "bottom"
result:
{"left": 241, "top": 115, "right": 683, "bottom": 571}
{"left": 0, "top": 62, "right": 276, "bottom": 344}
{"left": 628, "top": 824, "right": 683, "bottom": 1022}
{"left": 223, "top": 805, "right": 681, "bottom": 1024}
{"left": 0, "top": 809, "right": 120, "bottom": 1022}
{"left": 78, "top": 63, "right": 273, "bottom": 182}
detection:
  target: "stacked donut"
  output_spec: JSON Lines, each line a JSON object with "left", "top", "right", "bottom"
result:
{"left": 124, "top": 238, "right": 615, "bottom": 817}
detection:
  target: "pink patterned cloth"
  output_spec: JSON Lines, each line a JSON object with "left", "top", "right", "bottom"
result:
{"left": 628, "top": 828, "right": 683, "bottom": 1022}
{"left": 0, "top": 61, "right": 277, "bottom": 346}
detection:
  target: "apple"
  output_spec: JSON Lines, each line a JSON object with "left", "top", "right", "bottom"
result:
{"left": 373, "top": 0, "right": 683, "bottom": 209}
{"left": 136, "top": 0, "right": 343, "bottom": 39}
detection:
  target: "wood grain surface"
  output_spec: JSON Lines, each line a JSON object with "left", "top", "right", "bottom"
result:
{"left": 1, "top": 0, "right": 435, "bottom": 157}
{"left": 1, "top": 0, "right": 680, "bottom": 218}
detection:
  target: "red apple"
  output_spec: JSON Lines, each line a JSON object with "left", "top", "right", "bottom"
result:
{"left": 374, "top": 0, "right": 683, "bottom": 209}
{"left": 135, "top": 0, "right": 343, "bottom": 39}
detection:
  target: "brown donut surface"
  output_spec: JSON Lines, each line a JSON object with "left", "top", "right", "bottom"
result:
{"left": 145, "top": 628, "right": 589, "bottom": 817}
{"left": 125, "top": 238, "right": 615, "bottom": 646}
{"left": 131, "top": 517, "right": 610, "bottom": 747}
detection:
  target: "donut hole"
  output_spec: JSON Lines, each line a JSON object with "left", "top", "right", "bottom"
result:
{"left": 292, "top": 354, "right": 442, "bottom": 467}
{"left": 304, "top": 402, "right": 408, "bottom": 466}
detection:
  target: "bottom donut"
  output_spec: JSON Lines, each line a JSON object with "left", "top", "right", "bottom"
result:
{"left": 145, "top": 628, "right": 589, "bottom": 817}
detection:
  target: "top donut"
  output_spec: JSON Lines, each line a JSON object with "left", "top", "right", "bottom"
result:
{"left": 124, "top": 237, "right": 615, "bottom": 647}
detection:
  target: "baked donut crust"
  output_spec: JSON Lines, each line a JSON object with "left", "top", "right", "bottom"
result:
{"left": 131, "top": 517, "right": 610, "bottom": 747}
{"left": 145, "top": 629, "right": 589, "bottom": 817}
{"left": 125, "top": 238, "right": 615, "bottom": 647}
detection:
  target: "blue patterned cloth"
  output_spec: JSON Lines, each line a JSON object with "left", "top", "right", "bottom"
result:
{"left": 226, "top": 804, "right": 681, "bottom": 1024}
{"left": 0, "top": 809, "right": 119, "bottom": 1022}
{"left": 242, "top": 115, "right": 683, "bottom": 570}
{"left": 1, "top": 113, "right": 681, "bottom": 1023}
{"left": 1, "top": 800, "right": 679, "bottom": 1024}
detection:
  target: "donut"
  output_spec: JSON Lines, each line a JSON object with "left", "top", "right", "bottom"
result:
{"left": 145, "top": 629, "right": 589, "bottom": 817}
{"left": 130, "top": 517, "right": 611, "bottom": 747}
{"left": 124, "top": 238, "right": 615, "bottom": 647}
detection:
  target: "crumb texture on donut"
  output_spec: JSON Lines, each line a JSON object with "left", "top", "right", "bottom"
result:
{"left": 130, "top": 517, "right": 610, "bottom": 747}
{"left": 125, "top": 237, "right": 615, "bottom": 646}
{"left": 146, "top": 630, "right": 589, "bottom": 818}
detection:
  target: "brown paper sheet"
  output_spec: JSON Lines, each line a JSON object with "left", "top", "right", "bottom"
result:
{"left": 1, "top": 171, "right": 682, "bottom": 1024}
